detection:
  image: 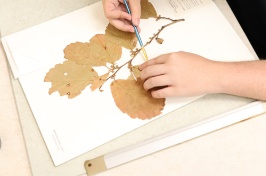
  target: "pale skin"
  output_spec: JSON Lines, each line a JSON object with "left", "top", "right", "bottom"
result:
{"left": 102, "top": 0, "right": 266, "bottom": 101}
{"left": 102, "top": 0, "right": 141, "bottom": 32}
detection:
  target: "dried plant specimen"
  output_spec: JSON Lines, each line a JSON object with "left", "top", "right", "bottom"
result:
{"left": 89, "top": 34, "right": 122, "bottom": 65}
{"left": 90, "top": 73, "right": 109, "bottom": 91}
{"left": 64, "top": 42, "right": 92, "bottom": 65}
{"left": 105, "top": 24, "right": 137, "bottom": 49}
{"left": 44, "top": 60, "right": 98, "bottom": 98}
{"left": 156, "top": 38, "right": 164, "bottom": 44}
{"left": 110, "top": 79, "right": 165, "bottom": 120}
{"left": 45, "top": 0, "right": 185, "bottom": 120}
{"left": 128, "top": 65, "right": 141, "bottom": 80}
{"left": 141, "top": 0, "right": 158, "bottom": 19}
{"left": 64, "top": 34, "right": 122, "bottom": 66}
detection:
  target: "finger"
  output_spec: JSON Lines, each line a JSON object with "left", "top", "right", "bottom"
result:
{"left": 139, "top": 54, "right": 168, "bottom": 70}
{"left": 140, "top": 64, "right": 167, "bottom": 81}
{"left": 103, "top": 1, "right": 126, "bottom": 18}
{"left": 128, "top": 0, "right": 141, "bottom": 26}
{"left": 110, "top": 19, "right": 135, "bottom": 32}
{"left": 143, "top": 75, "right": 171, "bottom": 91}
{"left": 106, "top": 10, "right": 132, "bottom": 21}
{"left": 119, "top": 2, "right": 141, "bottom": 32}
{"left": 151, "top": 86, "right": 176, "bottom": 98}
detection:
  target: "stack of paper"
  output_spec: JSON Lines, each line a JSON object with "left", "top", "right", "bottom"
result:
{"left": 1, "top": 0, "right": 256, "bottom": 166}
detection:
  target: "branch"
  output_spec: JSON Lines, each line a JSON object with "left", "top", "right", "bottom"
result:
{"left": 99, "top": 16, "right": 185, "bottom": 90}
{"left": 145, "top": 16, "right": 185, "bottom": 47}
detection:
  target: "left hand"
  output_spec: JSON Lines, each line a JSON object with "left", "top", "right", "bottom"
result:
{"left": 139, "top": 51, "right": 219, "bottom": 98}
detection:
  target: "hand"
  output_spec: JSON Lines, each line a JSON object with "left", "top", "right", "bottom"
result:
{"left": 102, "top": 0, "right": 141, "bottom": 32}
{"left": 139, "top": 51, "right": 219, "bottom": 98}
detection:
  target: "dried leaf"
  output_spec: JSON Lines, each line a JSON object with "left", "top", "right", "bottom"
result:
{"left": 89, "top": 34, "right": 122, "bottom": 65}
{"left": 128, "top": 65, "right": 141, "bottom": 80}
{"left": 44, "top": 60, "right": 98, "bottom": 98}
{"left": 64, "top": 42, "right": 103, "bottom": 66}
{"left": 64, "top": 34, "right": 122, "bottom": 66}
{"left": 110, "top": 79, "right": 165, "bottom": 120}
{"left": 141, "top": 0, "right": 157, "bottom": 19}
{"left": 105, "top": 24, "right": 137, "bottom": 49}
{"left": 90, "top": 73, "right": 109, "bottom": 91}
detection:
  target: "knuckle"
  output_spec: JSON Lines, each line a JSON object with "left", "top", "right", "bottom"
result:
{"left": 168, "top": 53, "right": 177, "bottom": 62}
{"left": 118, "top": 12, "right": 124, "bottom": 19}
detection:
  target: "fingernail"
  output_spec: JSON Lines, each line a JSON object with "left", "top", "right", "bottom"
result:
{"left": 139, "top": 64, "right": 143, "bottom": 70}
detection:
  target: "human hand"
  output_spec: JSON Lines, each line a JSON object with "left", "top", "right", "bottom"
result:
{"left": 139, "top": 51, "right": 219, "bottom": 98}
{"left": 102, "top": 0, "right": 141, "bottom": 32}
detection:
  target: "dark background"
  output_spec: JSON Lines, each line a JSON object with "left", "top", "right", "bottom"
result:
{"left": 227, "top": 0, "right": 266, "bottom": 59}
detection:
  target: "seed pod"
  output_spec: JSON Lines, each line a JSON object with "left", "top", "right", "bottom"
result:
{"left": 156, "top": 38, "right": 164, "bottom": 44}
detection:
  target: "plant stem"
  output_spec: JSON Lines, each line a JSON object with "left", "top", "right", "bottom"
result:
{"left": 99, "top": 17, "right": 184, "bottom": 90}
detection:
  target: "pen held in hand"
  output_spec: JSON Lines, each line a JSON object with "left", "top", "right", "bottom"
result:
{"left": 123, "top": 0, "right": 149, "bottom": 61}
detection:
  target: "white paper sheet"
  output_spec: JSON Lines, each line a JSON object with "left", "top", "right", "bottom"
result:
{"left": 1, "top": 0, "right": 256, "bottom": 166}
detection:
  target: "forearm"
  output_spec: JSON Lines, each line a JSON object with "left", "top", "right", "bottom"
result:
{"left": 213, "top": 60, "right": 266, "bottom": 101}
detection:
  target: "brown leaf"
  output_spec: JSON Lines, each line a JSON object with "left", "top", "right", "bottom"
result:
{"left": 89, "top": 34, "right": 122, "bottom": 65}
{"left": 110, "top": 79, "right": 165, "bottom": 120}
{"left": 105, "top": 24, "right": 137, "bottom": 49}
{"left": 90, "top": 73, "right": 109, "bottom": 91}
{"left": 128, "top": 65, "right": 141, "bottom": 80}
{"left": 141, "top": 0, "right": 157, "bottom": 19}
{"left": 64, "top": 42, "right": 103, "bottom": 66}
{"left": 64, "top": 34, "right": 122, "bottom": 66}
{"left": 44, "top": 60, "right": 98, "bottom": 98}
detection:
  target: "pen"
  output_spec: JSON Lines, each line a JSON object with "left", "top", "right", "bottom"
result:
{"left": 123, "top": 0, "right": 149, "bottom": 61}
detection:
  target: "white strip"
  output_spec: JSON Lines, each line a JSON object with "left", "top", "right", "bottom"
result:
{"left": 104, "top": 101, "right": 265, "bottom": 168}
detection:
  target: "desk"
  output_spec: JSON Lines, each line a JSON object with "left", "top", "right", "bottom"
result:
{"left": 0, "top": 0, "right": 265, "bottom": 175}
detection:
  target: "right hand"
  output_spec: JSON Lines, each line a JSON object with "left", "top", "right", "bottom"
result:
{"left": 102, "top": 0, "right": 141, "bottom": 32}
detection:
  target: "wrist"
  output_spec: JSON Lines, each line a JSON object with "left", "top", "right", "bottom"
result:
{"left": 205, "top": 61, "right": 227, "bottom": 94}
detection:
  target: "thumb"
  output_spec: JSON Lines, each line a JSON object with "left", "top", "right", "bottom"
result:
{"left": 128, "top": 0, "right": 141, "bottom": 26}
